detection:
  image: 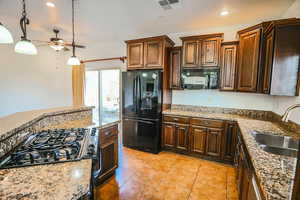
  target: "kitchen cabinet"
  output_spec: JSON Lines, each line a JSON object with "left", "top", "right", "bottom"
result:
{"left": 127, "top": 42, "right": 144, "bottom": 69}
{"left": 236, "top": 129, "right": 262, "bottom": 200}
{"left": 190, "top": 126, "right": 207, "bottom": 155}
{"left": 125, "top": 35, "right": 175, "bottom": 70}
{"left": 206, "top": 127, "right": 223, "bottom": 158}
{"left": 201, "top": 37, "right": 221, "bottom": 67}
{"left": 262, "top": 19, "right": 300, "bottom": 96}
{"left": 175, "top": 124, "right": 189, "bottom": 151}
{"left": 181, "top": 33, "right": 223, "bottom": 68}
{"left": 97, "top": 124, "right": 119, "bottom": 184}
{"left": 223, "top": 122, "right": 237, "bottom": 161}
{"left": 220, "top": 41, "right": 239, "bottom": 91}
{"left": 162, "top": 123, "right": 176, "bottom": 148}
{"left": 237, "top": 28, "right": 261, "bottom": 92}
{"left": 169, "top": 47, "right": 182, "bottom": 89}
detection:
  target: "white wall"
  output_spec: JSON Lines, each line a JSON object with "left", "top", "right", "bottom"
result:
{"left": 0, "top": 45, "right": 72, "bottom": 117}
{"left": 170, "top": 23, "right": 276, "bottom": 111}
{"left": 272, "top": 0, "right": 300, "bottom": 124}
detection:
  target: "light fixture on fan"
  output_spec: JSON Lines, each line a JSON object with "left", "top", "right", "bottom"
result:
{"left": 0, "top": 22, "right": 13, "bottom": 44}
{"left": 67, "top": 0, "right": 80, "bottom": 65}
{"left": 15, "top": 0, "right": 37, "bottom": 55}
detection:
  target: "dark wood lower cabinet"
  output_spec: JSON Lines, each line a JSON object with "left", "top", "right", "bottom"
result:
{"left": 162, "top": 123, "right": 176, "bottom": 148}
{"left": 175, "top": 124, "right": 189, "bottom": 151}
{"left": 223, "top": 122, "right": 237, "bottom": 161}
{"left": 190, "top": 126, "right": 207, "bottom": 155}
{"left": 96, "top": 124, "right": 119, "bottom": 184}
{"left": 206, "top": 128, "right": 223, "bottom": 158}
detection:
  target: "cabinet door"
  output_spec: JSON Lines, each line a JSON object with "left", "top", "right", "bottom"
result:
{"left": 144, "top": 40, "right": 163, "bottom": 68}
{"left": 182, "top": 40, "right": 199, "bottom": 67}
{"left": 162, "top": 123, "right": 176, "bottom": 148}
{"left": 247, "top": 178, "right": 259, "bottom": 200}
{"left": 206, "top": 128, "right": 222, "bottom": 158}
{"left": 201, "top": 38, "right": 221, "bottom": 67}
{"left": 190, "top": 126, "right": 207, "bottom": 155}
{"left": 170, "top": 48, "right": 182, "bottom": 89}
{"left": 220, "top": 43, "right": 238, "bottom": 91}
{"left": 223, "top": 122, "right": 237, "bottom": 161}
{"left": 262, "top": 30, "right": 274, "bottom": 94}
{"left": 237, "top": 29, "right": 261, "bottom": 92}
{"left": 100, "top": 139, "right": 118, "bottom": 177}
{"left": 127, "top": 42, "right": 144, "bottom": 69}
{"left": 175, "top": 124, "right": 189, "bottom": 151}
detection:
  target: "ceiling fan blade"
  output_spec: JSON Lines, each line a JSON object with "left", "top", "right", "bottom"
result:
{"left": 32, "top": 40, "right": 50, "bottom": 44}
{"left": 64, "top": 43, "right": 86, "bottom": 48}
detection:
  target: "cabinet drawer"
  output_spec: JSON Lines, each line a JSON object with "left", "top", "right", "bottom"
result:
{"left": 190, "top": 118, "right": 224, "bottom": 128}
{"left": 100, "top": 125, "right": 118, "bottom": 144}
{"left": 163, "top": 115, "right": 190, "bottom": 124}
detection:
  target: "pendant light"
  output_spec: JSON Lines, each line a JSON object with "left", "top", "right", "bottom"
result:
{"left": 67, "top": 0, "right": 80, "bottom": 66}
{"left": 0, "top": 22, "right": 14, "bottom": 44}
{"left": 14, "top": 0, "right": 37, "bottom": 55}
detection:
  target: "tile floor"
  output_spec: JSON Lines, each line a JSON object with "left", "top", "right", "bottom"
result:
{"left": 95, "top": 147, "right": 238, "bottom": 200}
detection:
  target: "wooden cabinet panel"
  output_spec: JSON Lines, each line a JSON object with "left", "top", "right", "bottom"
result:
{"left": 223, "top": 122, "right": 237, "bottom": 161}
{"left": 220, "top": 42, "right": 238, "bottom": 91}
{"left": 237, "top": 29, "right": 261, "bottom": 92}
{"left": 190, "top": 118, "right": 224, "bottom": 128}
{"left": 201, "top": 38, "right": 220, "bottom": 67}
{"left": 182, "top": 40, "right": 198, "bottom": 67}
{"left": 170, "top": 47, "right": 182, "bottom": 89}
{"left": 176, "top": 125, "right": 189, "bottom": 151}
{"left": 162, "top": 123, "right": 176, "bottom": 148}
{"left": 190, "top": 126, "right": 207, "bottom": 155}
{"left": 163, "top": 115, "right": 190, "bottom": 124}
{"left": 206, "top": 128, "right": 222, "bottom": 158}
{"left": 262, "top": 30, "right": 274, "bottom": 94}
{"left": 127, "top": 42, "right": 144, "bottom": 69}
{"left": 144, "top": 40, "right": 163, "bottom": 68}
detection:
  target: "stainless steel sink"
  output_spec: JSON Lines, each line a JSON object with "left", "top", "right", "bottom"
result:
{"left": 251, "top": 131, "right": 299, "bottom": 157}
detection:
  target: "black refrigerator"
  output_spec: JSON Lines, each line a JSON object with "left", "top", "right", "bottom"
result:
{"left": 122, "top": 70, "right": 162, "bottom": 154}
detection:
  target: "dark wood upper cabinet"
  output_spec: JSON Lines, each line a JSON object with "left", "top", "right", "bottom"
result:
{"left": 170, "top": 47, "right": 182, "bottom": 89}
{"left": 125, "top": 35, "right": 175, "bottom": 70}
{"left": 181, "top": 33, "right": 223, "bottom": 68}
{"left": 127, "top": 42, "right": 144, "bottom": 69}
{"left": 237, "top": 29, "right": 261, "bottom": 92}
{"left": 144, "top": 40, "right": 163, "bottom": 68}
{"left": 182, "top": 40, "right": 199, "bottom": 67}
{"left": 206, "top": 128, "right": 222, "bottom": 158}
{"left": 263, "top": 19, "right": 300, "bottom": 96}
{"left": 201, "top": 38, "right": 221, "bottom": 67}
{"left": 220, "top": 41, "right": 239, "bottom": 91}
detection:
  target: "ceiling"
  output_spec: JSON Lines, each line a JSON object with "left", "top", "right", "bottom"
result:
{"left": 0, "top": 0, "right": 296, "bottom": 58}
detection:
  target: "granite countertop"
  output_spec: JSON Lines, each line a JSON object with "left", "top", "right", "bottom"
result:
{"left": 0, "top": 106, "right": 94, "bottom": 140}
{"left": 163, "top": 109, "right": 298, "bottom": 200}
{"left": 0, "top": 159, "right": 92, "bottom": 200}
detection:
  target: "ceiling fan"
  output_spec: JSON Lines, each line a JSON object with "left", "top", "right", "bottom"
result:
{"left": 34, "top": 29, "right": 86, "bottom": 52}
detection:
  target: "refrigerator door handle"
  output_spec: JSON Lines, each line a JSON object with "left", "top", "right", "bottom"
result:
{"left": 137, "top": 119, "right": 155, "bottom": 124}
{"left": 137, "top": 76, "right": 141, "bottom": 112}
{"left": 133, "top": 76, "right": 138, "bottom": 113}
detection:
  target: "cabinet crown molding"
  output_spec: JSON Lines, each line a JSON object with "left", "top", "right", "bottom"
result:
{"left": 180, "top": 33, "right": 224, "bottom": 41}
{"left": 125, "top": 35, "right": 175, "bottom": 46}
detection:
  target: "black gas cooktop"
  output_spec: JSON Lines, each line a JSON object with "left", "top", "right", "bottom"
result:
{"left": 0, "top": 128, "right": 98, "bottom": 169}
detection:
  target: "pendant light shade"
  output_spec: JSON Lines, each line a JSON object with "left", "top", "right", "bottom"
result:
{"left": 50, "top": 44, "right": 64, "bottom": 51}
{"left": 67, "top": 56, "right": 81, "bottom": 66}
{"left": 0, "top": 23, "right": 14, "bottom": 44}
{"left": 15, "top": 0, "right": 38, "bottom": 55}
{"left": 15, "top": 39, "right": 37, "bottom": 55}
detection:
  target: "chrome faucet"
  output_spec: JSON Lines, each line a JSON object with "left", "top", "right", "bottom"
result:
{"left": 281, "top": 104, "right": 300, "bottom": 122}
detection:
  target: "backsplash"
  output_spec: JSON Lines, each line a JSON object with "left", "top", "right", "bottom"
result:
{"left": 170, "top": 104, "right": 300, "bottom": 134}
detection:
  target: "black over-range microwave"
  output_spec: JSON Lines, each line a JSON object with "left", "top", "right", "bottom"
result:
{"left": 181, "top": 68, "right": 219, "bottom": 89}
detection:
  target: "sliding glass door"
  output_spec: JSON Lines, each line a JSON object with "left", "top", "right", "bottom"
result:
{"left": 85, "top": 69, "right": 120, "bottom": 125}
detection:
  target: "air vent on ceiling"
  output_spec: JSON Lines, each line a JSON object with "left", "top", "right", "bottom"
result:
{"left": 157, "top": 0, "right": 180, "bottom": 10}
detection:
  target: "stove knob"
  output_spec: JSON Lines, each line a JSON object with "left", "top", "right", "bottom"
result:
{"left": 87, "top": 144, "right": 95, "bottom": 155}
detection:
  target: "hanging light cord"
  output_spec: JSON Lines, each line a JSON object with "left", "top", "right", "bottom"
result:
{"left": 20, "top": 0, "right": 29, "bottom": 40}
{"left": 72, "top": 0, "right": 76, "bottom": 57}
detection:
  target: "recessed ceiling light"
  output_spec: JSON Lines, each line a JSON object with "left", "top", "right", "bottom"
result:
{"left": 46, "top": 2, "right": 55, "bottom": 8}
{"left": 220, "top": 10, "right": 229, "bottom": 16}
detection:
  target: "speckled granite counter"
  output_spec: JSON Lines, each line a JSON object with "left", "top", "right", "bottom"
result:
{"left": 163, "top": 109, "right": 298, "bottom": 200}
{"left": 0, "top": 159, "right": 92, "bottom": 200}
